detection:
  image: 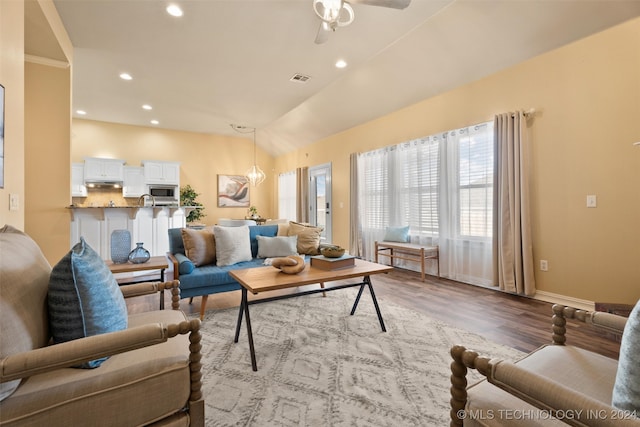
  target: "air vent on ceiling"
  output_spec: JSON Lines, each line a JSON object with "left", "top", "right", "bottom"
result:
{"left": 290, "top": 73, "right": 311, "bottom": 83}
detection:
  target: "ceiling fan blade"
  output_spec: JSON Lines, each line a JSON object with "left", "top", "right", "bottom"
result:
{"left": 314, "top": 22, "right": 330, "bottom": 44}
{"left": 350, "top": 0, "right": 411, "bottom": 9}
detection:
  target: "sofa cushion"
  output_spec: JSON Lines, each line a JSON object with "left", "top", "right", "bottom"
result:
{"left": 48, "top": 238, "right": 128, "bottom": 368}
{"left": 0, "top": 309, "right": 191, "bottom": 426}
{"left": 0, "top": 225, "right": 52, "bottom": 402}
{"left": 213, "top": 225, "right": 253, "bottom": 266}
{"left": 383, "top": 225, "right": 410, "bottom": 243}
{"left": 288, "top": 221, "right": 323, "bottom": 255}
{"left": 256, "top": 235, "right": 298, "bottom": 258}
{"left": 181, "top": 227, "right": 216, "bottom": 266}
{"left": 176, "top": 257, "right": 267, "bottom": 296}
{"left": 612, "top": 300, "right": 640, "bottom": 412}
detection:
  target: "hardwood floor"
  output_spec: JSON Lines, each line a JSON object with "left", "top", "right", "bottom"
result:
{"left": 125, "top": 266, "right": 621, "bottom": 360}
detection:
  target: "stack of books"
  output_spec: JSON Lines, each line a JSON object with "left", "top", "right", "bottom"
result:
{"left": 310, "top": 254, "right": 356, "bottom": 271}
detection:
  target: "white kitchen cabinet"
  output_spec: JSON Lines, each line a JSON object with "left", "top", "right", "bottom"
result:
{"left": 123, "top": 166, "right": 146, "bottom": 198}
{"left": 69, "top": 209, "right": 103, "bottom": 252}
{"left": 84, "top": 157, "right": 125, "bottom": 182}
{"left": 71, "top": 163, "right": 87, "bottom": 197}
{"left": 69, "top": 206, "right": 188, "bottom": 260}
{"left": 143, "top": 161, "right": 180, "bottom": 185}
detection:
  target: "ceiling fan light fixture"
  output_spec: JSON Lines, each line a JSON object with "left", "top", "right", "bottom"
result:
{"left": 313, "top": 0, "right": 354, "bottom": 28}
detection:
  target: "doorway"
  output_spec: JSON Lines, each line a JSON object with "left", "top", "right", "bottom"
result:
{"left": 308, "top": 163, "right": 332, "bottom": 244}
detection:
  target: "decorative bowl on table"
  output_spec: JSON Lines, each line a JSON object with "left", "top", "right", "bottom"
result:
{"left": 321, "top": 246, "right": 345, "bottom": 258}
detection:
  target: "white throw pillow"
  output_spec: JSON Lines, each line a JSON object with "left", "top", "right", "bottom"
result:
{"left": 257, "top": 235, "right": 298, "bottom": 258}
{"left": 213, "top": 225, "right": 253, "bottom": 266}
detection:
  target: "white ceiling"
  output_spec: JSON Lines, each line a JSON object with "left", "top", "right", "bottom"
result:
{"left": 34, "top": 0, "right": 640, "bottom": 156}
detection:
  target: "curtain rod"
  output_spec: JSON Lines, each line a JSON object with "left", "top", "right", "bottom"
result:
{"left": 512, "top": 108, "right": 536, "bottom": 118}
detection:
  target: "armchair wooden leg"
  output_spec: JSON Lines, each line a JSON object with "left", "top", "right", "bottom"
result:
{"left": 320, "top": 282, "right": 326, "bottom": 297}
{"left": 199, "top": 295, "right": 209, "bottom": 321}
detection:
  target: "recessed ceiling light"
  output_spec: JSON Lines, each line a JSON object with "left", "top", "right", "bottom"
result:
{"left": 76, "top": 110, "right": 87, "bottom": 115}
{"left": 142, "top": 104, "right": 152, "bottom": 110}
{"left": 150, "top": 120, "right": 159, "bottom": 125}
{"left": 335, "top": 59, "right": 347, "bottom": 69}
{"left": 119, "top": 73, "right": 133, "bottom": 80}
{"left": 166, "top": 4, "right": 183, "bottom": 17}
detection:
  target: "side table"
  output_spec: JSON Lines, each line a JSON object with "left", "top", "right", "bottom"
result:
{"left": 106, "top": 256, "right": 170, "bottom": 309}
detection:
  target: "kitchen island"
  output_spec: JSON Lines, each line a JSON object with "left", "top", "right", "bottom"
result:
{"left": 67, "top": 205, "right": 199, "bottom": 260}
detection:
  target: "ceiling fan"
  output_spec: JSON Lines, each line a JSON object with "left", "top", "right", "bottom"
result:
{"left": 313, "top": 0, "right": 411, "bottom": 44}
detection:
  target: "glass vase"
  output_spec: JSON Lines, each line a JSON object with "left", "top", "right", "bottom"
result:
{"left": 110, "top": 229, "right": 131, "bottom": 264}
{"left": 128, "top": 242, "right": 150, "bottom": 264}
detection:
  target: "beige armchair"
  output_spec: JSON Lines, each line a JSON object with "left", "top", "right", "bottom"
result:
{"left": 0, "top": 226, "right": 204, "bottom": 426}
{"left": 450, "top": 304, "right": 640, "bottom": 426}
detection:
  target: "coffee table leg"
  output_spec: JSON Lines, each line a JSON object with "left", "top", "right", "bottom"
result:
{"left": 241, "top": 288, "right": 258, "bottom": 371}
{"left": 234, "top": 295, "right": 245, "bottom": 343}
{"left": 350, "top": 284, "right": 366, "bottom": 315}
{"left": 159, "top": 268, "right": 166, "bottom": 310}
{"left": 350, "top": 276, "right": 386, "bottom": 332}
{"left": 366, "top": 278, "right": 387, "bottom": 332}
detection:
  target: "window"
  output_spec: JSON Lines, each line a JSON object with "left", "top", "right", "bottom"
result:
{"left": 457, "top": 124, "right": 494, "bottom": 238}
{"left": 357, "top": 121, "right": 494, "bottom": 286}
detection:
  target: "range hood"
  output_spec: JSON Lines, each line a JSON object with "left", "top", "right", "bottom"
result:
{"left": 85, "top": 181, "right": 123, "bottom": 189}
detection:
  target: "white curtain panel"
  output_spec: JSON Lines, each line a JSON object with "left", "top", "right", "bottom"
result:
{"left": 494, "top": 112, "right": 536, "bottom": 295}
{"left": 357, "top": 146, "right": 391, "bottom": 261}
{"left": 349, "top": 153, "right": 363, "bottom": 257}
{"left": 277, "top": 170, "right": 297, "bottom": 221}
{"left": 438, "top": 124, "right": 495, "bottom": 286}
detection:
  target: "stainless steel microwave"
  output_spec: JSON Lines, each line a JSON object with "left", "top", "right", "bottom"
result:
{"left": 148, "top": 185, "right": 179, "bottom": 205}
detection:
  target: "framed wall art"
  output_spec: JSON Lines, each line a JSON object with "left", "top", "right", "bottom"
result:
{"left": 217, "top": 174, "right": 249, "bottom": 207}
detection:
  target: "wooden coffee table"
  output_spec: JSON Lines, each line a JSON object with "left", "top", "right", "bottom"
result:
{"left": 230, "top": 259, "right": 393, "bottom": 371}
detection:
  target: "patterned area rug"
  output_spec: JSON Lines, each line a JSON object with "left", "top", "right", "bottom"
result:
{"left": 198, "top": 288, "right": 524, "bottom": 426}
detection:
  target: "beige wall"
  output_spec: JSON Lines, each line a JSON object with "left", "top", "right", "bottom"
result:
{"left": 0, "top": 0, "right": 25, "bottom": 229}
{"left": 1, "top": 0, "right": 73, "bottom": 264}
{"left": 71, "top": 119, "right": 276, "bottom": 224}
{"left": 276, "top": 17, "right": 640, "bottom": 305}
{"left": 25, "top": 61, "right": 71, "bottom": 265}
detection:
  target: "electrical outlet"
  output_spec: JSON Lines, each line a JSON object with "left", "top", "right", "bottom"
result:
{"left": 540, "top": 260, "right": 548, "bottom": 271}
{"left": 586, "top": 195, "right": 597, "bottom": 208}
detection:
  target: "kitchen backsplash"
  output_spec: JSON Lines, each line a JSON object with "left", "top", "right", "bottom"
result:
{"left": 72, "top": 188, "right": 140, "bottom": 207}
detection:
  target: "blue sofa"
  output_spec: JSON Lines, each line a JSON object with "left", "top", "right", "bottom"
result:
{"left": 167, "top": 225, "right": 280, "bottom": 319}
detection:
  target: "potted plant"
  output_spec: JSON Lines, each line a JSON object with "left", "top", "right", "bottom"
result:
{"left": 180, "top": 185, "right": 206, "bottom": 224}
{"left": 248, "top": 205, "right": 259, "bottom": 219}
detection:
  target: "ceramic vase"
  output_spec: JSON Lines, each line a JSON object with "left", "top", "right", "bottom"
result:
{"left": 128, "top": 242, "right": 150, "bottom": 264}
{"left": 110, "top": 229, "right": 131, "bottom": 264}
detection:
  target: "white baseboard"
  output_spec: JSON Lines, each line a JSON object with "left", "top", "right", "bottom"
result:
{"left": 533, "top": 290, "right": 595, "bottom": 312}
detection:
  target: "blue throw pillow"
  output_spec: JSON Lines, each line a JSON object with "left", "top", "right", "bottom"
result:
{"left": 383, "top": 226, "right": 410, "bottom": 243}
{"left": 48, "top": 238, "right": 128, "bottom": 368}
{"left": 175, "top": 253, "right": 195, "bottom": 274}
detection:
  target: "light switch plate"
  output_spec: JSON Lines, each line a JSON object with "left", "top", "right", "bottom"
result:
{"left": 9, "top": 194, "right": 19, "bottom": 211}
{"left": 586, "top": 195, "right": 597, "bottom": 208}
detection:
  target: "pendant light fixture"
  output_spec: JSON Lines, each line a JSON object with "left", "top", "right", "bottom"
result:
{"left": 231, "top": 124, "right": 266, "bottom": 186}
{"left": 246, "top": 127, "right": 266, "bottom": 186}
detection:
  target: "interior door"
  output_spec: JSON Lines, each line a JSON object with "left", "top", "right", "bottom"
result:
{"left": 308, "top": 163, "right": 332, "bottom": 244}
